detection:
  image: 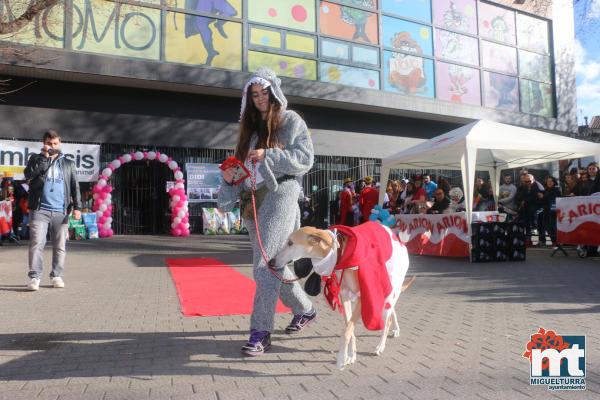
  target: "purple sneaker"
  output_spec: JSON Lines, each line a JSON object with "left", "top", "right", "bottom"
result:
{"left": 285, "top": 308, "right": 317, "bottom": 334}
{"left": 241, "top": 330, "right": 271, "bottom": 356}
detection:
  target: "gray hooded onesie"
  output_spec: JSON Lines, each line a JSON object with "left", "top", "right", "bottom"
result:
{"left": 217, "top": 68, "right": 314, "bottom": 332}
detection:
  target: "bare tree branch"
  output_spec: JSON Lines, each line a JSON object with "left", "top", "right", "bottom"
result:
{"left": 0, "top": 0, "right": 60, "bottom": 35}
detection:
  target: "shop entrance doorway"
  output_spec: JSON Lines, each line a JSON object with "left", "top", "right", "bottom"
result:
{"left": 113, "top": 160, "right": 171, "bottom": 234}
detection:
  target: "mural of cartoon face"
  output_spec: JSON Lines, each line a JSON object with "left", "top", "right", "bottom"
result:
{"left": 388, "top": 32, "right": 426, "bottom": 94}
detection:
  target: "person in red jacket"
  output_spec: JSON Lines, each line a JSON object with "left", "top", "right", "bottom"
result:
{"left": 359, "top": 176, "right": 379, "bottom": 223}
{"left": 339, "top": 178, "right": 355, "bottom": 226}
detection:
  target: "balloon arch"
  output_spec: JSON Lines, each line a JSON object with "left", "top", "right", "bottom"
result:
{"left": 92, "top": 151, "right": 190, "bottom": 237}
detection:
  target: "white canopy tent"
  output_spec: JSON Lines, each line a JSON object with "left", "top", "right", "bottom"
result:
{"left": 379, "top": 120, "right": 600, "bottom": 226}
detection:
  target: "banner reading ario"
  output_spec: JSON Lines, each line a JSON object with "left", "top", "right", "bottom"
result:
{"left": 393, "top": 213, "right": 470, "bottom": 257}
{"left": 557, "top": 196, "right": 600, "bottom": 246}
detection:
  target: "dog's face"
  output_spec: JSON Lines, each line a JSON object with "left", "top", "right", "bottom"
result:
{"left": 269, "top": 227, "right": 334, "bottom": 269}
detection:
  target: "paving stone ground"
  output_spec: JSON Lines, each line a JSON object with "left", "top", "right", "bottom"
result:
{"left": 1, "top": 235, "right": 599, "bottom": 400}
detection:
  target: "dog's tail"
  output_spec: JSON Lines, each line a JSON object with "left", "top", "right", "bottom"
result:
{"left": 401, "top": 275, "right": 416, "bottom": 292}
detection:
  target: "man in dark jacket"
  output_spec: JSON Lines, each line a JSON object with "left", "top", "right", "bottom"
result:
{"left": 427, "top": 189, "right": 451, "bottom": 214}
{"left": 516, "top": 173, "right": 543, "bottom": 246}
{"left": 24, "top": 130, "right": 82, "bottom": 291}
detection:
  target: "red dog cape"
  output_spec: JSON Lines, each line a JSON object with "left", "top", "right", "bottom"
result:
{"left": 326, "top": 222, "right": 393, "bottom": 330}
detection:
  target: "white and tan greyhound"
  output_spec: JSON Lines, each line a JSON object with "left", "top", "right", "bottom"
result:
{"left": 269, "top": 222, "right": 414, "bottom": 370}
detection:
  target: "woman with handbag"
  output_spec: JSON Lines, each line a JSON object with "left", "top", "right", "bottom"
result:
{"left": 218, "top": 67, "right": 316, "bottom": 356}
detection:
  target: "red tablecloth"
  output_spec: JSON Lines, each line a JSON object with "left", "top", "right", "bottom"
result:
{"left": 557, "top": 195, "right": 600, "bottom": 246}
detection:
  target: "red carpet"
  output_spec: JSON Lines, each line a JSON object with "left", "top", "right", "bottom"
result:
{"left": 165, "top": 258, "right": 290, "bottom": 317}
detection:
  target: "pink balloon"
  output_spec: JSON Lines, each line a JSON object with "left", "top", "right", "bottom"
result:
{"left": 108, "top": 164, "right": 115, "bottom": 171}
{"left": 172, "top": 228, "right": 182, "bottom": 236}
{"left": 98, "top": 217, "right": 106, "bottom": 224}
{"left": 103, "top": 186, "right": 112, "bottom": 193}
{"left": 167, "top": 157, "right": 173, "bottom": 163}
{"left": 92, "top": 185, "right": 101, "bottom": 193}
{"left": 182, "top": 230, "right": 190, "bottom": 237}
{"left": 106, "top": 229, "right": 113, "bottom": 237}
{"left": 98, "top": 192, "right": 107, "bottom": 200}
{"left": 143, "top": 151, "right": 148, "bottom": 158}
{"left": 182, "top": 216, "right": 189, "bottom": 224}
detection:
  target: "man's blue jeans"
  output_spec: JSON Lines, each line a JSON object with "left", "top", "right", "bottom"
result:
{"left": 28, "top": 209, "right": 68, "bottom": 279}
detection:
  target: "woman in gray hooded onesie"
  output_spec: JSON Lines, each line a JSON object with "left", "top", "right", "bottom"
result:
{"left": 218, "top": 68, "right": 316, "bottom": 356}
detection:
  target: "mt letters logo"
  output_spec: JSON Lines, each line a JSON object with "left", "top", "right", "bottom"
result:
{"left": 523, "top": 327, "right": 585, "bottom": 391}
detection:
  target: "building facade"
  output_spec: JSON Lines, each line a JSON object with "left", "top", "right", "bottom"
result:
{"left": 0, "top": 0, "right": 578, "bottom": 232}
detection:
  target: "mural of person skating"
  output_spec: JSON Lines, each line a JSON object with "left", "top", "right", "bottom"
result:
{"left": 165, "top": 0, "right": 241, "bottom": 70}
{"left": 184, "top": 0, "right": 238, "bottom": 66}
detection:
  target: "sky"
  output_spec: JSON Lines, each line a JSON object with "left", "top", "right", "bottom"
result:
{"left": 574, "top": 0, "right": 600, "bottom": 125}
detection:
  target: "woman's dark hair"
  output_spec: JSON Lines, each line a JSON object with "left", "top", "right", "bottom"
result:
{"left": 235, "top": 86, "right": 282, "bottom": 162}
{"left": 545, "top": 176, "right": 558, "bottom": 186}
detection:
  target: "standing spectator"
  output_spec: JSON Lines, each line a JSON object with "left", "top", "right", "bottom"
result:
{"left": 408, "top": 176, "right": 427, "bottom": 213}
{"left": 473, "top": 177, "right": 495, "bottom": 211}
{"left": 300, "top": 196, "right": 314, "bottom": 227}
{"left": 436, "top": 176, "right": 451, "bottom": 196}
{"left": 584, "top": 162, "right": 600, "bottom": 195}
{"left": 538, "top": 176, "right": 561, "bottom": 247}
{"left": 339, "top": 177, "right": 355, "bottom": 226}
{"left": 562, "top": 172, "right": 578, "bottom": 197}
{"left": 399, "top": 181, "right": 415, "bottom": 214}
{"left": 515, "top": 173, "right": 543, "bottom": 246}
{"left": 384, "top": 179, "right": 403, "bottom": 214}
{"left": 498, "top": 173, "right": 517, "bottom": 216}
{"left": 427, "top": 189, "right": 451, "bottom": 214}
{"left": 574, "top": 171, "right": 589, "bottom": 196}
{"left": 423, "top": 174, "right": 438, "bottom": 200}
{"left": 359, "top": 176, "right": 379, "bottom": 222}
{"left": 24, "top": 129, "right": 82, "bottom": 291}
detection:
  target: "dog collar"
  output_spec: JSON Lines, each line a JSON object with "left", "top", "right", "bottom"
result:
{"left": 311, "top": 229, "right": 339, "bottom": 276}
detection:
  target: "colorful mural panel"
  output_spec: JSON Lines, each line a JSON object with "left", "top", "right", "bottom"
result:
{"left": 165, "top": 12, "right": 241, "bottom": 69}
{"left": 483, "top": 71, "right": 518, "bottom": 111}
{"left": 432, "top": 0, "right": 476, "bottom": 35}
{"left": 286, "top": 33, "right": 316, "bottom": 54}
{"left": 250, "top": 27, "right": 281, "bottom": 49}
{"left": 516, "top": 13, "right": 548, "bottom": 54}
{"left": 435, "top": 61, "right": 480, "bottom": 106}
{"left": 0, "top": 0, "right": 65, "bottom": 48}
{"left": 478, "top": 1, "right": 515, "bottom": 45}
{"left": 481, "top": 40, "right": 516, "bottom": 75}
{"left": 320, "top": 62, "right": 379, "bottom": 89}
{"left": 383, "top": 50, "right": 434, "bottom": 98}
{"left": 520, "top": 79, "right": 553, "bottom": 117}
{"left": 178, "top": 0, "right": 241, "bottom": 19}
{"left": 381, "top": 0, "right": 431, "bottom": 23}
{"left": 320, "top": 1, "right": 378, "bottom": 44}
{"left": 353, "top": 44, "right": 378, "bottom": 65}
{"left": 248, "top": 0, "right": 316, "bottom": 32}
{"left": 435, "top": 29, "right": 479, "bottom": 66}
{"left": 336, "top": 0, "right": 377, "bottom": 10}
{"left": 382, "top": 16, "right": 433, "bottom": 57}
{"left": 321, "top": 38, "right": 350, "bottom": 60}
{"left": 248, "top": 51, "right": 317, "bottom": 80}
{"left": 72, "top": 0, "right": 160, "bottom": 60}
{"left": 518, "top": 50, "right": 551, "bottom": 83}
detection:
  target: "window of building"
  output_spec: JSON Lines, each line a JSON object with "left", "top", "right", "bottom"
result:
{"left": 520, "top": 79, "right": 553, "bottom": 117}
{"left": 248, "top": 51, "right": 317, "bottom": 80}
{"left": 434, "top": 29, "right": 479, "bottom": 66}
{"left": 383, "top": 51, "right": 435, "bottom": 98}
{"left": 481, "top": 40, "right": 517, "bottom": 75}
{"left": 381, "top": 0, "right": 431, "bottom": 24}
{"left": 518, "top": 49, "right": 551, "bottom": 83}
{"left": 435, "top": 61, "right": 481, "bottom": 106}
{"left": 433, "top": 0, "right": 477, "bottom": 35}
{"left": 320, "top": 62, "right": 380, "bottom": 89}
{"left": 382, "top": 16, "right": 433, "bottom": 57}
{"left": 483, "top": 71, "right": 518, "bottom": 111}
{"left": 320, "top": 1, "right": 378, "bottom": 44}
{"left": 0, "top": 0, "right": 65, "bottom": 48}
{"left": 478, "top": 1, "right": 516, "bottom": 45}
{"left": 516, "top": 13, "right": 549, "bottom": 54}
{"left": 248, "top": 0, "right": 316, "bottom": 32}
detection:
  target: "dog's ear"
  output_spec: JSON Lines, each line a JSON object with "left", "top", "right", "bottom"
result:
{"left": 293, "top": 258, "right": 313, "bottom": 279}
{"left": 304, "top": 272, "right": 322, "bottom": 296}
{"left": 307, "top": 231, "right": 333, "bottom": 251}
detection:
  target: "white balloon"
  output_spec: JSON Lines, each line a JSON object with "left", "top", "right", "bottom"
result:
{"left": 183, "top": 201, "right": 189, "bottom": 207}
{"left": 147, "top": 151, "right": 156, "bottom": 160}
{"left": 96, "top": 211, "right": 103, "bottom": 218}
{"left": 103, "top": 222, "right": 111, "bottom": 230}
{"left": 177, "top": 210, "right": 185, "bottom": 218}
{"left": 168, "top": 160, "right": 178, "bottom": 170}
{"left": 171, "top": 222, "right": 178, "bottom": 229}
{"left": 111, "top": 160, "right": 121, "bottom": 169}
{"left": 97, "top": 179, "right": 106, "bottom": 187}
{"left": 173, "top": 217, "right": 181, "bottom": 224}
{"left": 102, "top": 168, "right": 112, "bottom": 177}
{"left": 93, "top": 193, "right": 99, "bottom": 200}
{"left": 106, "top": 194, "right": 112, "bottom": 201}
{"left": 159, "top": 154, "right": 168, "bottom": 163}
{"left": 106, "top": 217, "right": 113, "bottom": 224}
{"left": 172, "top": 195, "right": 180, "bottom": 203}
{"left": 122, "top": 154, "right": 132, "bottom": 163}
{"left": 134, "top": 151, "right": 144, "bottom": 160}
{"left": 175, "top": 182, "right": 184, "bottom": 190}
{"left": 99, "top": 204, "right": 107, "bottom": 212}
{"left": 185, "top": 223, "right": 190, "bottom": 229}
{"left": 174, "top": 171, "right": 184, "bottom": 180}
